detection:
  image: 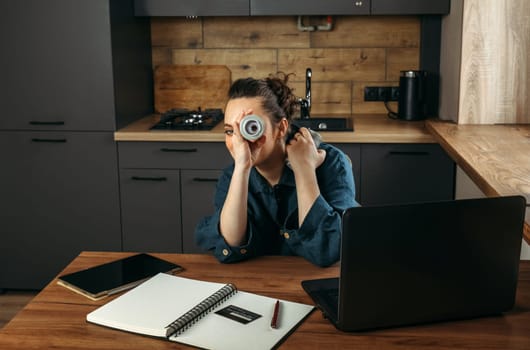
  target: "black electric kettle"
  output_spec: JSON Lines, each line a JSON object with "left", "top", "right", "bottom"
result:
{"left": 398, "top": 70, "right": 428, "bottom": 121}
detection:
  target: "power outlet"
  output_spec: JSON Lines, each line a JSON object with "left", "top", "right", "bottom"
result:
{"left": 377, "top": 87, "right": 391, "bottom": 101}
{"left": 364, "top": 87, "right": 379, "bottom": 101}
{"left": 390, "top": 86, "right": 399, "bottom": 101}
{"left": 364, "top": 86, "right": 399, "bottom": 102}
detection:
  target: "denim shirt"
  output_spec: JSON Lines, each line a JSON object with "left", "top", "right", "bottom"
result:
{"left": 195, "top": 143, "right": 359, "bottom": 267}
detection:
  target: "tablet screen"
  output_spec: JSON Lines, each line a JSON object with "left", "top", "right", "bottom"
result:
{"left": 58, "top": 253, "right": 182, "bottom": 298}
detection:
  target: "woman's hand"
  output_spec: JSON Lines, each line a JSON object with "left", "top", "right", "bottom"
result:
{"left": 286, "top": 127, "right": 326, "bottom": 173}
{"left": 286, "top": 127, "right": 326, "bottom": 226}
{"left": 226, "top": 109, "right": 266, "bottom": 171}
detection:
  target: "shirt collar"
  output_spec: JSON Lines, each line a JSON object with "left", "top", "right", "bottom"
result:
{"left": 250, "top": 165, "right": 296, "bottom": 193}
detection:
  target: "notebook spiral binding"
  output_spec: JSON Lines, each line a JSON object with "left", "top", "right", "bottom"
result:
{"left": 165, "top": 283, "right": 237, "bottom": 338}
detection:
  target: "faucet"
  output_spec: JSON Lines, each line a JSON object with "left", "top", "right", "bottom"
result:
{"left": 300, "top": 68, "right": 312, "bottom": 119}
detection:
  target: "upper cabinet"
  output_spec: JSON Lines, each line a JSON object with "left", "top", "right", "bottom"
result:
{"left": 134, "top": 0, "right": 250, "bottom": 16}
{"left": 250, "top": 0, "right": 369, "bottom": 15}
{"left": 371, "top": 0, "right": 450, "bottom": 15}
{"left": 0, "top": 0, "right": 153, "bottom": 131}
{"left": 134, "top": 0, "right": 450, "bottom": 16}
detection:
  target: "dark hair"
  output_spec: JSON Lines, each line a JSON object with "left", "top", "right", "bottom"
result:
{"left": 227, "top": 73, "right": 299, "bottom": 123}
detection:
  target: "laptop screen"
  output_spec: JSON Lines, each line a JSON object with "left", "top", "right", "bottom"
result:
{"left": 303, "top": 196, "right": 526, "bottom": 331}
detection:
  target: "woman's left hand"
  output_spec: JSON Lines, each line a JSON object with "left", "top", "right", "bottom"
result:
{"left": 286, "top": 127, "right": 326, "bottom": 173}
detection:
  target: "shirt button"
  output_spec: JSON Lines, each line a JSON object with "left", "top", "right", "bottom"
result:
{"left": 222, "top": 249, "right": 229, "bottom": 256}
{"left": 283, "top": 232, "right": 290, "bottom": 239}
{"left": 240, "top": 249, "right": 247, "bottom": 255}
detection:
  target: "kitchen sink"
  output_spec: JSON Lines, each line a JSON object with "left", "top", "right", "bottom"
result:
{"left": 292, "top": 117, "right": 353, "bottom": 132}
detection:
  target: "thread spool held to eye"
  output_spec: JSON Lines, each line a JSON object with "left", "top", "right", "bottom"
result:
{"left": 240, "top": 115, "right": 265, "bottom": 141}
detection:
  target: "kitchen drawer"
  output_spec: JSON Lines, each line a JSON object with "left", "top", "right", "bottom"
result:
{"left": 360, "top": 143, "right": 455, "bottom": 206}
{"left": 118, "top": 142, "right": 231, "bottom": 169}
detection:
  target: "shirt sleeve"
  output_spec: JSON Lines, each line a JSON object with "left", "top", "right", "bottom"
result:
{"left": 280, "top": 145, "right": 359, "bottom": 267}
{"left": 194, "top": 166, "right": 255, "bottom": 263}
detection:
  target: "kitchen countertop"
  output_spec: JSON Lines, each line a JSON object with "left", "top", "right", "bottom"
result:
{"left": 114, "top": 115, "right": 530, "bottom": 243}
{"left": 114, "top": 114, "right": 436, "bottom": 143}
{"left": 426, "top": 119, "right": 530, "bottom": 244}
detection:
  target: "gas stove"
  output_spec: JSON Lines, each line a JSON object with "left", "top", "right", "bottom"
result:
{"left": 150, "top": 108, "right": 224, "bottom": 131}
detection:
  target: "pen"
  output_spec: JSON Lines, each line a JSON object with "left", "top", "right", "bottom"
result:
{"left": 271, "top": 300, "right": 280, "bottom": 329}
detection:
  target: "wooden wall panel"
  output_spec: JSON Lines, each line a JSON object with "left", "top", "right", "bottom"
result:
{"left": 278, "top": 48, "right": 386, "bottom": 82}
{"left": 311, "top": 16, "right": 420, "bottom": 48}
{"left": 151, "top": 18, "right": 202, "bottom": 48}
{"left": 170, "top": 49, "right": 277, "bottom": 81}
{"left": 386, "top": 48, "right": 420, "bottom": 81}
{"left": 203, "top": 17, "right": 309, "bottom": 48}
{"left": 291, "top": 82, "right": 352, "bottom": 115}
{"left": 150, "top": 16, "right": 421, "bottom": 115}
{"left": 458, "top": 0, "right": 530, "bottom": 124}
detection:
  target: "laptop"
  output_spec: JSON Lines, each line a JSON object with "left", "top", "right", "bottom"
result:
{"left": 302, "top": 196, "right": 527, "bottom": 331}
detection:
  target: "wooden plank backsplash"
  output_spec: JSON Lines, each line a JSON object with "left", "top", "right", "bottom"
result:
{"left": 151, "top": 16, "right": 420, "bottom": 114}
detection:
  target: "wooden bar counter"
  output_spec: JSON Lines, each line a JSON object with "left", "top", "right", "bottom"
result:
{"left": 1, "top": 252, "right": 529, "bottom": 349}
{"left": 426, "top": 120, "right": 530, "bottom": 243}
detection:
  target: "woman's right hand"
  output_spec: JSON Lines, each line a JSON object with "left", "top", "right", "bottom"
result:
{"left": 227, "top": 110, "right": 266, "bottom": 170}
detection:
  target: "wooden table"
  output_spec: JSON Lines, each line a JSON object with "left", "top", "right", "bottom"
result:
{"left": 1, "top": 252, "right": 529, "bottom": 349}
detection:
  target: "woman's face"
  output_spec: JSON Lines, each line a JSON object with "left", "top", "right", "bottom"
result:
{"left": 224, "top": 97, "right": 287, "bottom": 166}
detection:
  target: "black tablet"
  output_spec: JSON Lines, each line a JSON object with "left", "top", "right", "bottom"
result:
{"left": 57, "top": 253, "right": 183, "bottom": 300}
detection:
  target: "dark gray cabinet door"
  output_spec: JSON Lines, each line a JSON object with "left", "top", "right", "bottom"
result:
{"left": 0, "top": 0, "right": 116, "bottom": 131}
{"left": 334, "top": 144, "right": 362, "bottom": 203}
{"left": 371, "top": 0, "right": 450, "bottom": 15}
{"left": 0, "top": 131, "right": 121, "bottom": 289}
{"left": 134, "top": 0, "right": 250, "bottom": 16}
{"left": 360, "top": 143, "right": 454, "bottom": 206}
{"left": 120, "top": 169, "right": 182, "bottom": 253}
{"left": 250, "top": 0, "right": 370, "bottom": 15}
{"left": 181, "top": 170, "right": 223, "bottom": 253}
{"left": 118, "top": 142, "right": 230, "bottom": 254}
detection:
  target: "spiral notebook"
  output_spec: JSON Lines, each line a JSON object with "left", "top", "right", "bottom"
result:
{"left": 87, "top": 273, "right": 314, "bottom": 350}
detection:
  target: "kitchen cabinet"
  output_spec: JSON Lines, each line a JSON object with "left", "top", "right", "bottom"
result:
{"left": 0, "top": 0, "right": 152, "bottom": 131}
{"left": 135, "top": 0, "right": 450, "bottom": 16}
{"left": 118, "top": 142, "right": 231, "bottom": 254}
{"left": 134, "top": 0, "right": 250, "bottom": 16}
{"left": 0, "top": 0, "right": 152, "bottom": 289}
{"left": 250, "top": 0, "right": 369, "bottom": 16}
{"left": 120, "top": 169, "right": 182, "bottom": 253}
{"left": 181, "top": 170, "right": 223, "bottom": 253}
{"left": 360, "top": 144, "right": 455, "bottom": 206}
{"left": 0, "top": 132, "right": 121, "bottom": 289}
{"left": 371, "top": 0, "right": 450, "bottom": 15}
{"left": 251, "top": 0, "right": 450, "bottom": 16}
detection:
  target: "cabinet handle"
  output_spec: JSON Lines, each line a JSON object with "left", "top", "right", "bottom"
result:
{"left": 160, "top": 148, "right": 198, "bottom": 153}
{"left": 31, "top": 138, "right": 67, "bottom": 143}
{"left": 131, "top": 176, "right": 167, "bottom": 182}
{"left": 388, "top": 151, "right": 430, "bottom": 156}
{"left": 192, "top": 177, "right": 218, "bottom": 182}
{"left": 29, "top": 121, "right": 65, "bottom": 125}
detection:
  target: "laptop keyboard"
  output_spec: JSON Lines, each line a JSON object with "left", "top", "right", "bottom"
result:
{"left": 314, "top": 287, "right": 339, "bottom": 321}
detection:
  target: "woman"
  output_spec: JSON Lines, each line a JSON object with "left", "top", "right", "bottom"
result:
{"left": 195, "top": 73, "right": 358, "bottom": 267}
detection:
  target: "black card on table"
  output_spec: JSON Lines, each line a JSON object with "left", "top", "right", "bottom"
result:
{"left": 57, "top": 253, "right": 183, "bottom": 300}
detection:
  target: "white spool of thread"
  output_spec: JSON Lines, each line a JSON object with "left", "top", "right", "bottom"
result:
{"left": 239, "top": 115, "right": 265, "bottom": 141}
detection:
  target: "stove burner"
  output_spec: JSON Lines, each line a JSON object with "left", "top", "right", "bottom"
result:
{"left": 151, "top": 108, "right": 223, "bottom": 130}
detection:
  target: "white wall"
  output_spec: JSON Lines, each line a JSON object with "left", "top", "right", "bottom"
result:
{"left": 455, "top": 166, "right": 530, "bottom": 259}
